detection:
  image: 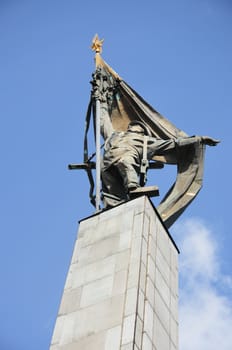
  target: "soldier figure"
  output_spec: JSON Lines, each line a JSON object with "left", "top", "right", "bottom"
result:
{"left": 101, "top": 120, "right": 219, "bottom": 208}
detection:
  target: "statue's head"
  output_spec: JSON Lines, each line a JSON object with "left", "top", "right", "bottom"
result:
{"left": 127, "top": 120, "right": 151, "bottom": 136}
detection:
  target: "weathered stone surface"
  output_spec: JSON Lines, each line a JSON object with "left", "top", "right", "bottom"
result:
{"left": 144, "top": 301, "right": 154, "bottom": 340}
{"left": 155, "top": 267, "right": 170, "bottom": 309}
{"left": 146, "top": 276, "right": 155, "bottom": 308}
{"left": 154, "top": 288, "right": 170, "bottom": 334}
{"left": 170, "top": 316, "right": 179, "bottom": 348}
{"left": 51, "top": 331, "right": 106, "bottom": 350}
{"left": 105, "top": 325, "right": 121, "bottom": 350}
{"left": 153, "top": 313, "right": 170, "bottom": 350}
{"left": 142, "top": 332, "right": 153, "bottom": 350}
{"left": 124, "top": 287, "right": 137, "bottom": 317}
{"left": 80, "top": 275, "right": 114, "bottom": 308}
{"left": 112, "top": 269, "right": 128, "bottom": 296}
{"left": 58, "top": 287, "right": 82, "bottom": 315}
{"left": 50, "top": 196, "right": 179, "bottom": 349}
{"left": 121, "top": 313, "right": 136, "bottom": 345}
{"left": 156, "top": 247, "right": 170, "bottom": 284}
{"left": 135, "top": 315, "right": 143, "bottom": 349}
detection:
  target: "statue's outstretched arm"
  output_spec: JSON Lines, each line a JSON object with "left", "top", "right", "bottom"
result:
{"left": 201, "top": 136, "right": 220, "bottom": 146}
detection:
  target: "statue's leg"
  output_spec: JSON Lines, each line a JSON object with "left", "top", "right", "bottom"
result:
{"left": 116, "top": 156, "right": 140, "bottom": 192}
{"left": 101, "top": 166, "right": 128, "bottom": 208}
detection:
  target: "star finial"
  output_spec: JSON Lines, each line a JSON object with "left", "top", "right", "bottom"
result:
{"left": 91, "top": 34, "right": 104, "bottom": 54}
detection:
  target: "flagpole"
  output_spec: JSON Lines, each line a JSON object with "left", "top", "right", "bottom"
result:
{"left": 91, "top": 35, "right": 104, "bottom": 212}
{"left": 95, "top": 97, "right": 101, "bottom": 211}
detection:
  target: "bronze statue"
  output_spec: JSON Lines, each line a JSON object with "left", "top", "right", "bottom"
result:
{"left": 69, "top": 36, "right": 220, "bottom": 228}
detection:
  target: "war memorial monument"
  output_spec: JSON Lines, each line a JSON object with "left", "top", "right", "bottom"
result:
{"left": 50, "top": 35, "right": 219, "bottom": 350}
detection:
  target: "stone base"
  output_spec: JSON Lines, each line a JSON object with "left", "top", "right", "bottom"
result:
{"left": 50, "top": 196, "right": 179, "bottom": 350}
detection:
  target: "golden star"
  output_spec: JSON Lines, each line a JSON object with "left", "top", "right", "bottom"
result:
{"left": 91, "top": 34, "right": 104, "bottom": 54}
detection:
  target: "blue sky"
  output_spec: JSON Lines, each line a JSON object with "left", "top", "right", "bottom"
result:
{"left": 0, "top": 1, "right": 231, "bottom": 349}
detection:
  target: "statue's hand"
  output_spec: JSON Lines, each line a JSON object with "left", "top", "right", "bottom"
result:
{"left": 202, "top": 136, "right": 220, "bottom": 146}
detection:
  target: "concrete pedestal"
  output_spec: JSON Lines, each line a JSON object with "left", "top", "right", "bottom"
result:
{"left": 50, "top": 196, "right": 179, "bottom": 350}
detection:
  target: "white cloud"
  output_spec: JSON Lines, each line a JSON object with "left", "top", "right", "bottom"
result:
{"left": 172, "top": 218, "right": 232, "bottom": 350}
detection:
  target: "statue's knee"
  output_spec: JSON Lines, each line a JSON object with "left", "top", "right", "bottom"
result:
{"left": 117, "top": 159, "right": 127, "bottom": 173}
